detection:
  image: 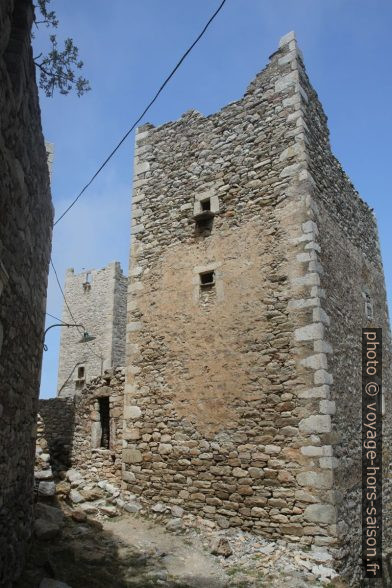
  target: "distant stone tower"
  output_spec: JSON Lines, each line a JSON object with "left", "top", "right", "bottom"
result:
{"left": 57, "top": 261, "right": 127, "bottom": 397}
{"left": 123, "top": 32, "right": 391, "bottom": 581}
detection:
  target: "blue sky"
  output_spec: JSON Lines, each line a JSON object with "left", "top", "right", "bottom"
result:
{"left": 37, "top": 0, "right": 392, "bottom": 398}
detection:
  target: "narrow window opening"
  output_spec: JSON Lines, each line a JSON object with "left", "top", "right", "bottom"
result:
{"left": 78, "top": 366, "right": 85, "bottom": 380}
{"left": 98, "top": 397, "right": 110, "bottom": 449}
{"left": 194, "top": 197, "right": 215, "bottom": 236}
{"left": 365, "top": 293, "right": 373, "bottom": 320}
{"left": 201, "top": 198, "right": 211, "bottom": 212}
{"left": 200, "top": 271, "right": 215, "bottom": 288}
{"left": 83, "top": 272, "right": 92, "bottom": 292}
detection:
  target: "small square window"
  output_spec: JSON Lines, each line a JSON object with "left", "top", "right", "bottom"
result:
{"left": 200, "top": 198, "right": 211, "bottom": 212}
{"left": 200, "top": 271, "right": 215, "bottom": 287}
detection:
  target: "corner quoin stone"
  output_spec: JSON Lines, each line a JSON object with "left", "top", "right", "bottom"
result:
{"left": 294, "top": 323, "right": 324, "bottom": 342}
{"left": 296, "top": 471, "right": 333, "bottom": 489}
{"left": 304, "top": 504, "right": 336, "bottom": 524}
{"left": 299, "top": 414, "right": 332, "bottom": 434}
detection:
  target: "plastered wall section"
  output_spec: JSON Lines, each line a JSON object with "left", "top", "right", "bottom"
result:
{"left": 0, "top": 1, "right": 53, "bottom": 585}
{"left": 57, "top": 261, "right": 127, "bottom": 397}
{"left": 123, "top": 33, "right": 340, "bottom": 547}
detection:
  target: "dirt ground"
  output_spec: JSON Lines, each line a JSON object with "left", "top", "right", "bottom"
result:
{"left": 16, "top": 504, "right": 345, "bottom": 588}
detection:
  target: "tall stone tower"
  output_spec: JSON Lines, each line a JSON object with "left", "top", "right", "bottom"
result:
{"left": 124, "top": 32, "right": 391, "bottom": 581}
{"left": 57, "top": 261, "right": 127, "bottom": 397}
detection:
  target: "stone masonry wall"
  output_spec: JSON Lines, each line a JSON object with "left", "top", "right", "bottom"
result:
{"left": 123, "top": 32, "right": 345, "bottom": 553}
{"left": 37, "top": 397, "right": 76, "bottom": 473}
{"left": 0, "top": 1, "right": 53, "bottom": 585}
{"left": 112, "top": 267, "right": 128, "bottom": 367}
{"left": 40, "top": 368, "right": 125, "bottom": 486}
{"left": 57, "top": 261, "right": 127, "bottom": 397}
{"left": 295, "top": 50, "right": 392, "bottom": 582}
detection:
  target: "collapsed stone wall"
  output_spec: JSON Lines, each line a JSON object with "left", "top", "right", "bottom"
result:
{"left": 39, "top": 368, "right": 125, "bottom": 486}
{"left": 34, "top": 414, "right": 57, "bottom": 499}
{"left": 57, "top": 261, "right": 127, "bottom": 397}
{"left": 123, "top": 32, "right": 344, "bottom": 553}
{"left": 0, "top": 1, "right": 53, "bottom": 585}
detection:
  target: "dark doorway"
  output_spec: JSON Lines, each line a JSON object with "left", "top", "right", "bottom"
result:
{"left": 98, "top": 397, "right": 110, "bottom": 448}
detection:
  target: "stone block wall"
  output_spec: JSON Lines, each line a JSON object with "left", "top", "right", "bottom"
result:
{"left": 295, "top": 47, "right": 392, "bottom": 581}
{"left": 34, "top": 414, "right": 57, "bottom": 499}
{"left": 57, "top": 261, "right": 127, "bottom": 397}
{"left": 0, "top": 1, "right": 53, "bottom": 585}
{"left": 37, "top": 397, "right": 76, "bottom": 473}
{"left": 123, "top": 31, "right": 391, "bottom": 583}
{"left": 112, "top": 265, "right": 128, "bottom": 367}
{"left": 40, "top": 368, "right": 125, "bottom": 486}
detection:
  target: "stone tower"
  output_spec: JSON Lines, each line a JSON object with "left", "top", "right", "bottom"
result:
{"left": 57, "top": 261, "right": 127, "bottom": 397}
{"left": 124, "top": 32, "right": 391, "bottom": 580}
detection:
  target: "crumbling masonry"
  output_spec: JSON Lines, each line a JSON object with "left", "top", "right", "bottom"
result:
{"left": 122, "top": 32, "right": 391, "bottom": 581}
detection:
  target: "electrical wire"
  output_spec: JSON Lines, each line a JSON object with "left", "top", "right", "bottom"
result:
{"left": 50, "top": 259, "right": 81, "bottom": 331}
{"left": 48, "top": 1, "right": 228, "bottom": 379}
{"left": 46, "top": 311, "right": 65, "bottom": 323}
{"left": 57, "top": 361, "right": 83, "bottom": 395}
{"left": 53, "top": 0, "right": 227, "bottom": 226}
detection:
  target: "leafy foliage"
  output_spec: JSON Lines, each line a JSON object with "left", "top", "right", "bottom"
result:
{"left": 35, "top": 0, "right": 58, "bottom": 27}
{"left": 33, "top": 0, "right": 90, "bottom": 97}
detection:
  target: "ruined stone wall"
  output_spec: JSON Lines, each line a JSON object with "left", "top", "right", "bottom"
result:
{"left": 38, "top": 397, "right": 76, "bottom": 473}
{"left": 34, "top": 414, "right": 56, "bottom": 499}
{"left": 40, "top": 368, "right": 125, "bottom": 485}
{"left": 296, "top": 53, "right": 392, "bottom": 581}
{"left": 123, "top": 33, "right": 344, "bottom": 549}
{"left": 0, "top": 1, "right": 53, "bottom": 584}
{"left": 57, "top": 261, "right": 127, "bottom": 397}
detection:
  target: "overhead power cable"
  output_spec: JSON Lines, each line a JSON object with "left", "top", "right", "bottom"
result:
{"left": 48, "top": 1, "right": 228, "bottom": 380}
{"left": 50, "top": 259, "right": 81, "bottom": 331}
{"left": 46, "top": 311, "right": 65, "bottom": 323}
{"left": 53, "top": 0, "right": 227, "bottom": 226}
{"left": 58, "top": 361, "right": 84, "bottom": 395}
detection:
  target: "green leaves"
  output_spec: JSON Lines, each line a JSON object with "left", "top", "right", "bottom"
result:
{"left": 35, "top": 0, "right": 58, "bottom": 27}
{"left": 33, "top": 1, "right": 90, "bottom": 97}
